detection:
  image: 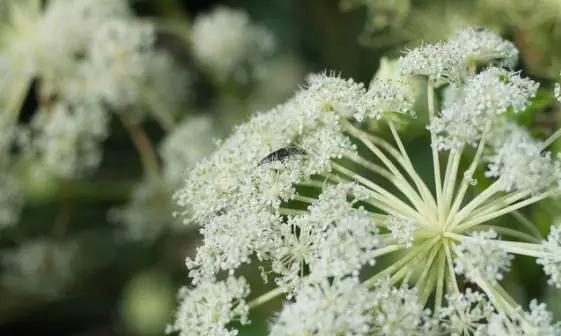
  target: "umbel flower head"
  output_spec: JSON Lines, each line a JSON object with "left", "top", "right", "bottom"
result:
{"left": 171, "top": 28, "right": 561, "bottom": 335}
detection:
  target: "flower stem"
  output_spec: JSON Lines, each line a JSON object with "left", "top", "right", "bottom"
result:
{"left": 445, "top": 125, "right": 491, "bottom": 229}
{"left": 342, "top": 119, "right": 437, "bottom": 210}
{"left": 511, "top": 211, "right": 542, "bottom": 239}
{"left": 443, "top": 240, "right": 460, "bottom": 295}
{"left": 119, "top": 115, "right": 160, "bottom": 177}
{"left": 331, "top": 163, "right": 430, "bottom": 226}
{"left": 434, "top": 250, "right": 446, "bottom": 311}
{"left": 427, "top": 80, "right": 443, "bottom": 213}
{"left": 476, "top": 225, "right": 541, "bottom": 243}
{"left": 457, "top": 188, "right": 561, "bottom": 230}
{"left": 364, "top": 237, "right": 439, "bottom": 287}
{"left": 248, "top": 287, "right": 285, "bottom": 309}
{"left": 541, "top": 127, "right": 561, "bottom": 150}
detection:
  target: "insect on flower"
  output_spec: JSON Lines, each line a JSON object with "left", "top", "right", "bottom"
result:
{"left": 259, "top": 147, "right": 307, "bottom": 165}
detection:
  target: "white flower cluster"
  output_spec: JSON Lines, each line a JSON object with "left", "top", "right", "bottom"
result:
{"left": 79, "top": 17, "right": 189, "bottom": 120}
{"left": 449, "top": 27, "right": 519, "bottom": 69}
{"left": 1, "top": 0, "right": 190, "bottom": 177}
{"left": 85, "top": 19, "right": 156, "bottom": 110}
{"left": 176, "top": 72, "right": 414, "bottom": 287}
{"left": 429, "top": 68, "right": 539, "bottom": 150}
{"left": 31, "top": 102, "right": 109, "bottom": 179}
{"left": 487, "top": 300, "right": 561, "bottom": 336}
{"left": 385, "top": 215, "right": 417, "bottom": 247}
{"left": 167, "top": 276, "right": 250, "bottom": 336}
{"left": 399, "top": 27, "right": 518, "bottom": 85}
{"left": 537, "top": 224, "right": 561, "bottom": 288}
{"left": 191, "top": 6, "right": 275, "bottom": 82}
{"left": 272, "top": 183, "right": 380, "bottom": 289}
{"left": 368, "top": 278, "right": 434, "bottom": 335}
{"left": 355, "top": 79, "right": 415, "bottom": 121}
{"left": 454, "top": 230, "right": 513, "bottom": 283}
{"left": 437, "top": 289, "right": 494, "bottom": 335}
{"left": 270, "top": 278, "right": 373, "bottom": 336}
{"left": 399, "top": 40, "right": 468, "bottom": 85}
{"left": 1, "top": 239, "right": 76, "bottom": 298}
{"left": 301, "top": 72, "right": 366, "bottom": 118}
{"left": 486, "top": 122, "right": 561, "bottom": 193}
{"left": 0, "top": 0, "right": 128, "bottom": 78}
{"left": 271, "top": 279, "right": 500, "bottom": 336}
{"left": 171, "top": 27, "right": 561, "bottom": 335}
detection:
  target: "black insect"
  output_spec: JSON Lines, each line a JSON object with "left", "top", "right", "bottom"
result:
{"left": 259, "top": 147, "right": 306, "bottom": 165}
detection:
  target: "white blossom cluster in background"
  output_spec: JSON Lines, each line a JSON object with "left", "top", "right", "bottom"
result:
{"left": 159, "top": 116, "right": 217, "bottom": 187}
{"left": 0, "top": 0, "right": 191, "bottom": 181}
{"left": 1, "top": 239, "right": 76, "bottom": 298}
{"left": 30, "top": 103, "right": 109, "bottom": 179}
{"left": 191, "top": 6, "right": 276, "bottom": 83}
{"left": 170, "top": 27, "right": 561, "bottom": 335}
